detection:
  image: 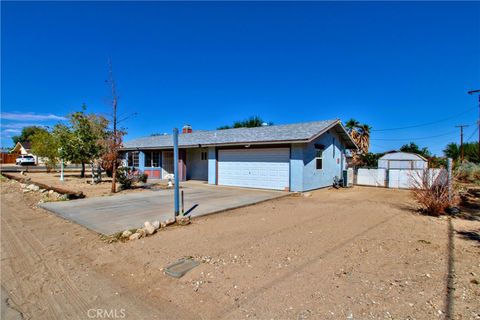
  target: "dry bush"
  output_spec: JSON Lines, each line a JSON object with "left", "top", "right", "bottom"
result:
{"left": 455, "top": 162, "right": 480, "bottom": 184}
{"left": 409, "top": 169, "right": 457, "bottom": 216}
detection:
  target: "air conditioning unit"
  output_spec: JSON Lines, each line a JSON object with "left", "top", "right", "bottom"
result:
{"left": 343, "top": 169, "right": 354, "bottom": 187}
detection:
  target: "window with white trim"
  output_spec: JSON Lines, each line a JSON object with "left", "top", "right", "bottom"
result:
{"left": 201, "top": 151, "right": 208, "bottom": 161}
{"left": 315, "top": 147, "right": 323, "bottom": 170}
{"left": 144, "top": 151, "right": 160, "bottom": 167}
{"left": 128, "top": 151, "right": 139, "bottom": 167}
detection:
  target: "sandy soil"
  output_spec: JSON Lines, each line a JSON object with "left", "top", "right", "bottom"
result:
{"left": 1, "top": 178, "right": 479, "bottom": 319}
{"left": 6, "top": 171, "right": 166, "bottom": 198}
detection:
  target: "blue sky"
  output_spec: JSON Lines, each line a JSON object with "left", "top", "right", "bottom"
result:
{"left": 2, "top": 1, "right": 479, "bottom": 155}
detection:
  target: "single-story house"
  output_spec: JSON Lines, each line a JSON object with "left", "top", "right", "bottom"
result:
{"left": 11, "top": 141, "right": 32, "bottom": 155}
{"left": 10, "top": 141, "right": 43, "bottom": 164}
{"left": 378, "top": 151, "right": 428, "bottom": 170}
{"left": 121, "top": 119, "right": 357, "bottom": 192}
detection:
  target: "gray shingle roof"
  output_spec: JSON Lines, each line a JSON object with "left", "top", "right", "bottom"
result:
{"left": 122, "top": 119, "right": 357, "bottom": 149}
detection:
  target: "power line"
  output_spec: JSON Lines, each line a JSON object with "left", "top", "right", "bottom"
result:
{"left": 372, "top": 106, "right": 476, "bottom": 132}
{"left": 466, "top": 126, "right": 478, "bottom": 142}
{"left": 371, "top": 130, "right": 458, "bottom": 141}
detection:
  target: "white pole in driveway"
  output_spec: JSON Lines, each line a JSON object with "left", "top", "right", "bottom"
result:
{"left": 58, "top": 147, "right": 64, "bottom": 182}
{"left": 60, "top": 158, "right": 64, "bottom": 181}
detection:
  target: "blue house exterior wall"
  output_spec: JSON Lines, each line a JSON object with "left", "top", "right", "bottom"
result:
{"left": 207, "top": 147, "right": 217, "bottom": 184}
{"left": 138, "top": 151, "right": 145, "bottom": 171}
{"left": 289, "top": 144, "right": 304, "bottom": 192}
{"left": 186, "top": 148, "right": 208, "bottom": 180}
{"left": 301, "top": 130, "right": 345, "bottom": 191}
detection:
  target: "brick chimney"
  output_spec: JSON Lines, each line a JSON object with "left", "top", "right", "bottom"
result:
{"left": 182, "top": 124, "right": 192, "bottom": 134}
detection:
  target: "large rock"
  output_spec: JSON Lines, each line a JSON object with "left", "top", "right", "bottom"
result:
{"left": 129, "top": 233, "right": 141, "bottom": 240}
{"left": 136, "top": 228, "right": 146, "bottom": 238}
{"left": 122, "top": 230, "right": 132, "bottom": 238}
{"left": 176, "top": 216, "right": 191, "bottom": 226}
{"left": 50, "top": 192, "right": 61, "bottom": 199}
{"left": 152, "top": 220, "right": 160, "bottom": 230}
{"left": 143, "top": 221, "right": 156, "bottom": 235}
{"left": 27, "top": 184, "right": 40, "bottom": 191}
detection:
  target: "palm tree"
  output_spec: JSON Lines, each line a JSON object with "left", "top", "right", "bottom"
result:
{"left": 345, "top": 119, "right": 360, "bottom": 134}
{"left": 443, "top": 143, "right": 460, "bottom": 161}
{"left": 357, "top": 123, "right": 371, "bottom": 154}
{"left": 343, "top": 119, "right": 372, "bottom": 166}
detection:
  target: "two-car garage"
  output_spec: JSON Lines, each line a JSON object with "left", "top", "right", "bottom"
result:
{"left": 217, "top": 148, "right": 290, "bottom": 191}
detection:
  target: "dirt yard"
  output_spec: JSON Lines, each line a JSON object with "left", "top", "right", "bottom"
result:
{"left": 1, "top": 178, "right": 479, "bottom": 320}
{"left": 6, "top": 171, "right": 167, "bottom": 198}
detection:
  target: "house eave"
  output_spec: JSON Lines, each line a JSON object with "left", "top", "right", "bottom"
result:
{"left": 120, "top": 140, "right": 310, "bottom": 151}
{"left": 307, "top": 120, "right": 358, "bottom": 149}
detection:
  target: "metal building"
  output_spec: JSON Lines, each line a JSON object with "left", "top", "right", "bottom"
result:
{"left": 378, "top": 151, "right": 428, "bottom": 170}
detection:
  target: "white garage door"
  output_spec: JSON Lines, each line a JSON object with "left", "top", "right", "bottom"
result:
{"left": 218, "top": 148, "right": 290, "bottom": 190}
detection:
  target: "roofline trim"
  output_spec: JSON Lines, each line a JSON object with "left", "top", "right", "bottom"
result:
{"left": 120, "top": 119, "right": 358, "bottom": 151}
{"left": 307, "top": 120, "right": 358, "bottom": 149}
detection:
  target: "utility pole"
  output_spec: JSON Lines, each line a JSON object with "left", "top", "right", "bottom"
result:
{"left": 455, "top": 124, "right": 469, "bottom": 162}
{"left": 467, "top": 89, "right": 480, "bottom": 160}
{"left": 109, "top": 58, "right": 119, "bottom": 193}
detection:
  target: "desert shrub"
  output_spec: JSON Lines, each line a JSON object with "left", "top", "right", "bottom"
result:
{"left": 428, "top": 157, "right": 447, "bottom": 168}
{"left": 410, "top": 169, "right": 458, "bottom": 216}
{"left": 116, "top": 167, "right": 148, "bottom": 190}
{"left": 138, "top": 173, "right": 148, "bottom": 183}
{"left": 455, "top": 162, "right": 480, "bottom": 184}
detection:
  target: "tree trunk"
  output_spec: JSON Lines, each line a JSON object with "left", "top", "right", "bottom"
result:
{"left": 111, "top": 160, "right": 117, "bottom": 193}
{"left": 81, "top": 162, "right": 85, "bottom": 178}
{"left": 91, "top": 162, "right": 95, "bottom": 184}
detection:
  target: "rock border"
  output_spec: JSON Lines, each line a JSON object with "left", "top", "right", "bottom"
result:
{"left": 122, "top": 217, "right": 191, "bottom": 241}
{"left": 1, "top": 172, "right": 85, "bottom": 199}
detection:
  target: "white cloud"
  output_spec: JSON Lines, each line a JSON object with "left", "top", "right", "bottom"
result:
{"left": 0, "top": 112, "right": 67, "bottom": 121}
{"left": 0, "top": 129, "right": 21, "bottom": 139}
{"left": 0, "top": 123, "right": 44, "bottom": 129}
{"left": 2, "top": 129, "right": 21, "bottom": 133}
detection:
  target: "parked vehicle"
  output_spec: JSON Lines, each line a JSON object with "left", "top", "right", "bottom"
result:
{"left": 15, "top": 155, "right": 36, "bottom": 165}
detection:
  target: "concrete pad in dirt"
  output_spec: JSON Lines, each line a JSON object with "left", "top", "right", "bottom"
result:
{"left": 40, "top": 184, "right": 286, "bottom": 235}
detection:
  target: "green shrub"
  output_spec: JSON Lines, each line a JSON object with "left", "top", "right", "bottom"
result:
{"left": 455, "top": 162, "right": 480, "bottom": 184}
{"left": 116, "top": 167, "right": 149, "bottom": 190}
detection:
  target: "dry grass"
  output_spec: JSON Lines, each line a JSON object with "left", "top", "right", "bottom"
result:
{"left": 410, "top": 169, "right": 458, "bottom": 216}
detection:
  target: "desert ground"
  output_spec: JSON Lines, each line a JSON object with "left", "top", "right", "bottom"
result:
{"left": 5, "top": 171, "right": 168, "bottom": 198}
{"left": 1, "top": 177, "right": 479, "bottom": 320}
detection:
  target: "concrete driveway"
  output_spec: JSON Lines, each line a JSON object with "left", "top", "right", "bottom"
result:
{"left": 40, "top": 184, "right": 286, "bottom": 235}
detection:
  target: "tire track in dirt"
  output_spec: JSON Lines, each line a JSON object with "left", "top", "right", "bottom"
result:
{"left": 217, "top": 213, "right": 399, "bottom": 319}
{"left": 1, "top": 212, "right": 91, "bottom": 318}
{"left": 1, "top": 184, "right": 196, "bottom": 320}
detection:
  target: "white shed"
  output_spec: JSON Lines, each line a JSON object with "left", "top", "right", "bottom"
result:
{"left": 378, "top": 152, "right": 428, "bottom": 170}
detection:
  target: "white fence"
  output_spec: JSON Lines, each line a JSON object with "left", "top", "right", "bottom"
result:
{"left": 357, "top": 168, "right": 387, "bottom": 187}
{"left": 356, "top": 168, "right": 447, "bottom": 189}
